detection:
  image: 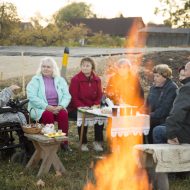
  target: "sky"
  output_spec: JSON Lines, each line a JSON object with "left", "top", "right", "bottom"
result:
{"left": 4, "top": 0, "right": 165, "bottom": 25}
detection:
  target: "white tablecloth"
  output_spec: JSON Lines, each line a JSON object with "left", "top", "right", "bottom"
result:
{"left": 111, "top": 115, "right": 150, "bottom": 137}
{"left": 77, "top": 108, "right": 150, "bottom": 137}
{"left": 135, "top": 144, "right": 190, "bottom": 172}
{"left": 77, "top": 109, "right": 107, "bottom": 126}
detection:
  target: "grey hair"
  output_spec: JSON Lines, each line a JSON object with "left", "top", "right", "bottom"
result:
{"left": 36, "top": 57, "right": 60, "bottom": 77}
{"left": 115, "top": 58, "right": 132, "bottom": 69}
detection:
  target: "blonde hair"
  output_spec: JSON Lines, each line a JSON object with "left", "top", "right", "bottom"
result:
{"left": 36, "top": 57, "right": 60, "bottom": 77}
{"left": 153, "top": 64, "right": 172, "bottom": 79}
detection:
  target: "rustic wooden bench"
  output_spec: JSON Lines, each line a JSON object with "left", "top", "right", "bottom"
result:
{"left": 135, "top": 144, "right": 190, "bottom": 190}
{"left": 24, "top": 133, "right": 67, "bottom": 177}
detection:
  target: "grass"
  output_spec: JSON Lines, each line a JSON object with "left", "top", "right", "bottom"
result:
{"left": 1, "top": 121, "right": 190, "bottom": 190}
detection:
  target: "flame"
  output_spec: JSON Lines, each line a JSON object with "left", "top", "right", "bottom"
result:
{"left": 84, "top": 136, "right": 151, "bottom": 190}
{"left": 84, "top": 21, "right": 150, "bottom": 190}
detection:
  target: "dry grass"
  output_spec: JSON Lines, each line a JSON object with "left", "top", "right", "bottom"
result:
{"left": 1, "top": 51, "right": 190, "bottom": 189}
{"left": 0, "top": 122, "right": 190, "bottom": 190}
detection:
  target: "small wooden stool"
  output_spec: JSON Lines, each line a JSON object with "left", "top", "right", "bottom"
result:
{"left": 24, "top": 134, "right": 67, "bottom": 177}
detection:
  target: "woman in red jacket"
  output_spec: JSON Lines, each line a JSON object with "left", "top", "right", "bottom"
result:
{"left": 68, "top": 57, "right": 104, "bottom": 151}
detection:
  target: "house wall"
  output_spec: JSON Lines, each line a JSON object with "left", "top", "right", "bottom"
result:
{"left": 138, "top": 32, "right": 190, "bottom": 47}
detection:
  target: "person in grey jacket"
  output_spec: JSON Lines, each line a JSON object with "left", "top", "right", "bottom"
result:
{"left": 153, "top": 61, "right": 190, "bottom": 144}
{"left": 145, "top": 64, "right": 178, "bottom": 143}
{"left": 0, "top": 85, "right": 26, "bottom": 125}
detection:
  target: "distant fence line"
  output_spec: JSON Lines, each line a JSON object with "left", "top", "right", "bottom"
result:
{"left": 0, "top": 51, "right": 142, "bottom": 57}
{"left": 1, "top": 47, "right": 190, "bottom": 58}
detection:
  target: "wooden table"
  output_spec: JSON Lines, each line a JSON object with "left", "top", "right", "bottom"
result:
{"left": 77, "top": 108, "right": 107, "bottom": 149}
{"left": 77, "top": 107, "right": 150, "bottom": 148}
{"left": 24, "top": 133, "right": 67, "bottom": 177}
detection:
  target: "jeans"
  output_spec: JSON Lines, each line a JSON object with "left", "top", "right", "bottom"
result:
{"left": 153, "top": 125, "right": 167, "bottom": 144}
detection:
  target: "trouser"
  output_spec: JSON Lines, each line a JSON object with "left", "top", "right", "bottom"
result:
{"left": 147, "top": 118, "right": 163, "bottom": 144}
{"left": 77, "top": 123, "right": 104, "bottom": 144}
{"left": 40, "top": 109, "right": 69, "bottom": 144}
{"left": 153, "top": 125, "right": 167, "bottom": 144}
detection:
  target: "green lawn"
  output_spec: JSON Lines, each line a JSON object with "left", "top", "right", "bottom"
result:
{"left": 0, "top": 122, "right": 190, "bottom": 190}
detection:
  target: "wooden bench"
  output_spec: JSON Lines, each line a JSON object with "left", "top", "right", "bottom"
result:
{"left": 135, "top": 144, "right": 190, "bottom": 190}
{"left": 24, "top": 133, "right": 67, "bottom": 177}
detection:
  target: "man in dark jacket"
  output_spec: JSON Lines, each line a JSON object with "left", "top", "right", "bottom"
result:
{"left": 153, "top": 61, "right": 190, "bottom": 144}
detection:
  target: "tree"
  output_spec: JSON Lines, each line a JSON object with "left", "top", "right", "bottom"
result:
{"left": 0, "top": 2, "right": 20, "bottom": 38}
{"left": 155, "top": 0, "right": 190, "bottom": 28}
{"left": 54, "top": 2, "right": 93, "bottom": 27}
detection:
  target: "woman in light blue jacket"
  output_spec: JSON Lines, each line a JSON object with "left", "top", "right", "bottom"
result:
{"left": 27, "top": 57, "right": 71, "bottom": 150}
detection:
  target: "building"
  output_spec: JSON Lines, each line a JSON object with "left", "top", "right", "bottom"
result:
{"left": 70, "top": 17, "right": 145, "bottom": 36}
{"left": 138, "top": 26, "right": 190, "bottom": 47}
{"left": 70, "top": 17, "right": 145, "bottom": 46}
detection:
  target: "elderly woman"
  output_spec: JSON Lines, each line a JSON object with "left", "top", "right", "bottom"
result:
{"left": 26, "top": 57, "right": 71, "bottom": 150}
{"left": 106, "top": 58, "right": 144, "bottom": 107}
{"left": 146, "top": 64, "right": 178, "bottom": 143}
{"left": 68, "top": 57, "right": 104, "bottom": 152}
{"left": 0, "top": 85, "right": 26, "bottom": 125}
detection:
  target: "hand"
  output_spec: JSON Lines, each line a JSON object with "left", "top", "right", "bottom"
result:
{"left": 53, "top": 106, "right": 64, "bottom": 114}
{"left": 167, "top": 137, "right": 180, "bottom": 145}
{"left": 46, "top": 105, "right": 56, "bottom": 113}
{"left": 9, "top": 85, "right": 20, "bottom": 93}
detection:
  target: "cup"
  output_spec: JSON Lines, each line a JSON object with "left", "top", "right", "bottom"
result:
{"left": 131, "top": 107, "right": 138, "bottom": 116}
{"left": 125, "top": 107, "right": 131, "bottom": 116}
{"left": 112, "top": 107, "right": 118, "bottom": 116}
{"left": 120, "top": 107, "right": 125, "bottom": 116}
{"left": 58, "top": 129, "right": 62, "bottom": 134}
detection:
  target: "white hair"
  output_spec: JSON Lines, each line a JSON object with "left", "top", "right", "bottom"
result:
{"left": 36, "top": 57, "right": 60, "bottom": 77}
{"left": 115, "top": 58, "right": 132, "bottom": 69}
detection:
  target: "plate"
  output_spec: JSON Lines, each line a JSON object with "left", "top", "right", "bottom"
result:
{"left": 44, "top": 132, "right": 66, "bottom": 138}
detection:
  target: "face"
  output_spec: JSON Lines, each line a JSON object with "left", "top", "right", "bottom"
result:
{"left": 117, "top": 64, "right": 130, "bottom": 77}
{"left": 179, "top": 69, "right": 185, "bottom": 82}
{"left": 41, "top": 62, "right": 53, "bottom": 77}
{"left": 153, "top": 73, "right": 166, "bottom": 87}
{"left": 184, "top": 63, "right": 190, "bottom": 78}
{"left": 81, "top": 61, "right": 93, "bottom": 76}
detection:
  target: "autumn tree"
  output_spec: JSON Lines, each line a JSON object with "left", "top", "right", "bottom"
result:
{"left": 155, "top": 0, "right": 190, "bottom": 28}
{"left": 54, "top": 2, "right": 93, "bottom": 27}
{"left": 0, "top": 2, "right": 20, "bottom": 39}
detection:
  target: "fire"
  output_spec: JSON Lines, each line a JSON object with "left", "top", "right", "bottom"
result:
{"left": 84, "top": 136, "right": 151, "bottom": 190}
{"left": 84, "top": 21, "right": 150, "bottom": 190}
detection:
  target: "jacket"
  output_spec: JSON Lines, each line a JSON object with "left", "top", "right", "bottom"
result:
{"left": 147, "top": 78, "right": 178, "bottom": 123}
{"left": 27, "top": 75, "right": 71, "bottom": 121}
{"left": 166, "top": 77, "right": 190, "bottom": 143}
{"left": 106, "top": 73, "right": 144, "bottom": 107}
{"left": 68, "top": 71, "right": 102, "bottom": 112}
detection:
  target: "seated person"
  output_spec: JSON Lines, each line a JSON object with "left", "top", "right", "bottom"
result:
{"left": 153, "top": 61, "right": 190, "bottom": 144}
{"left": 179, "top": 65, "right": 185, "bottom": 83}
{"left": 68, "top": 57, "right": 104, "bottom": 152}
{"left": 0, "top": 85, "right": 26, "bottom": 125}
{"left": 105, "top": 58, "right": 144, "bottom": 107}
{"left": 145, "top": 64, "right": 178, "bottom": 143}
{"left": 26, "top": 57, "right": 71, "bottom": 150}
